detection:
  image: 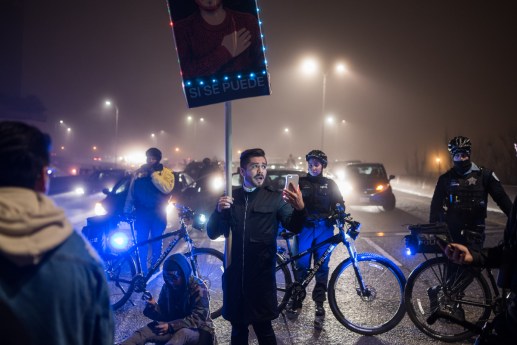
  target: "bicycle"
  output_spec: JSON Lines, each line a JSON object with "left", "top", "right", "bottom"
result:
{"left": 275, "top": 203, "right": 407, "bottom": 335}
{"left": 404, "top": 223, "right": 508, "bottom": 342}
{"left": 100, "top": 204, "right": 224, "bottom": 319}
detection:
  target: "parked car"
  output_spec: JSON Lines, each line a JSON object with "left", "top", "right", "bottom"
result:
{"left": 331, "top": 162, "right": 396, "bottom": 211}
{"left": 91, "top": 171, "right": 200, "bottom": 218}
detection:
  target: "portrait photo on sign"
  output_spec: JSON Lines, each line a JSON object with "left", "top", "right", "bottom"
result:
{"left": 167, "top": 0, "right": 271, "bottom": 108}
{"left": 169, "top": 0, "right": 266, "bottom": 80}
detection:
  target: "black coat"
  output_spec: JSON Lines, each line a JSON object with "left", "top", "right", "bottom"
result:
{"left": 472, "top": 195, "right": 517, "bottom": 293}
{"left": 207, "top": 186, "right": 305, "bottom": 323}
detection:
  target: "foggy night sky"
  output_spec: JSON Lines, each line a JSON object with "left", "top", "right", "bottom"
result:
{"left": 18, "top": 0, "right": 517, "bottom": 174}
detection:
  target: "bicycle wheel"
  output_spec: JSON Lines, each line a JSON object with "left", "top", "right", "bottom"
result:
{"left": 276, "top": 253, "right": 293, "bottom": 312}
{"left": 187, "top": 248, "right": 224, "bottom": 319}
{"left": 328, "top": 253, "right": 406, "bottom": 335}
{"left": 104, "top": 254, "right": 137, "bottom": 310}
{"left": 405, "top": 256, "right": 492, "bottom": 342}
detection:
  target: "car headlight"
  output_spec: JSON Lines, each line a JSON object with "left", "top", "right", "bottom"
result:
{"left": 210, "top": 175, "right": 224, "bottom": 193}
{"left": 166, "top": 200, "right": 178, "bottom": 216}
{"left": 94, "top": 202, "right": 107, "bottom": 216}
{"left": 74, "top": 187, "right": 85, "bottom": 195}
{"left": 337, "top": 181, "right": 353, "bottom": 195}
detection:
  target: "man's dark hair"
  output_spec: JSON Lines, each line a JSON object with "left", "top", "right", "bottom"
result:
{"left": 146, "top": 147, "right": 162, "bottom": 161}
{"left": 239, "top": 148, "right": 266, "bottom": 168}
{"left": 0, "top": 121, "right": 51, "bottom": 188}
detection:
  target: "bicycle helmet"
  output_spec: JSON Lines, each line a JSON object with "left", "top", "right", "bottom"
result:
{"left": 447, "top": 136, "right": 471, "bottom": 156}
{"left": 306, "top": 150, "right": 328, "bottom": 168}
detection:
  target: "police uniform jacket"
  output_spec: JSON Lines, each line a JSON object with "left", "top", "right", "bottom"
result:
{"left": 429, "top": 163, "right": 512, "bottom": 243}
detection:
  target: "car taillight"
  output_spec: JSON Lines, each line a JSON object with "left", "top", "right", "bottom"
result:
{"left": 375, "top": 184, "right": 386, "bottom": 192}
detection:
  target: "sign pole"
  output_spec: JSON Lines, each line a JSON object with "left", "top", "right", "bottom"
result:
{"left": 224, "top": 101, "right": 232, "bottom": 268}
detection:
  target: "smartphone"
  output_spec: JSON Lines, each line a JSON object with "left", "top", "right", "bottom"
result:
{"left": 284, "top": 174, "right": 299, "bottom": 190}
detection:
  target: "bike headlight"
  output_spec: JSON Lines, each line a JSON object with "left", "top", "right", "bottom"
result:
{"left": 74, "top": 186, "right": 85, "bottom": 195}
{"left": 404, "top": 235, "right": 417, "bottom": 256}
{"left": 108, "top": 230, "right": 130, "bottom": 251}
{"left": 94, "top": 202, "right": 107, "bottom": 216}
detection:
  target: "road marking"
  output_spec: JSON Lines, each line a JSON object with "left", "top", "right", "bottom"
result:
{"left": 362, "top": 237, "right": 403, "bottom": 266}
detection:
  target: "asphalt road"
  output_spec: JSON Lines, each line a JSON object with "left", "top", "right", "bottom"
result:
{"left": 106, "top": 189, "right": 508, "bottom": 345}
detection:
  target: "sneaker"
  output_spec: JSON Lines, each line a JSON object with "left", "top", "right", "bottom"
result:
{"left": 427, "top": 285, "right": 442, "bottom": 312}
{"left": 314, "top": 302, "right": 325, "bottom": 330}
{"left": 286, "top": 299, "right": 302, "bottom": 320}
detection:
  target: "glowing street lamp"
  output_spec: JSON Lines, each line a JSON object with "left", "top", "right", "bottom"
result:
{"left": 186, "top": 115, "right": 205, "bottom": 158}
{"left": 436, "top": 157, "right": 442, "bottom": 175}
{"left": 300, "top": 57, "right": 349, "bottom": 151}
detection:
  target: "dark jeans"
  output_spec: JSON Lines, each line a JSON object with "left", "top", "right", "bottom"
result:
{"left": 135, "top": 209, "right": 166, "bottom": 275}
{"left": 230, "top": 321, "right": 276, "bottom": 345}
{"left": 119, "top": 325, "right": 200, "bottom": 345}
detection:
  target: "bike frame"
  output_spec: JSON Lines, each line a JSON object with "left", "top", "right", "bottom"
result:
{"left": 277, "top": 214, "right": 367, "bottom": 294}
{"left": 421, "top": 252, "right": 501, "bottom": 309}
{"left": 119, "top": 218, "right": 200, "bottom": 285}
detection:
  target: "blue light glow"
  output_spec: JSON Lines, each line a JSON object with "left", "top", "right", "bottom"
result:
{"left": 406, "top": 248, "right": 412, "bottom": 256}
{"left": 109, "top": 231, "right": 130, "bottom": 251}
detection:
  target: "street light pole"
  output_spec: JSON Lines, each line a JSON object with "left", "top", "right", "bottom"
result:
{"left": 300, "top": 57, "right": 348, "bottom": 152}
{"left": 321, "top": 72, "right": 327, "bottom": 151}
{"left": 105, "top": 100, "right": 119, "bottom": 164}
{"left": 114, "top": 105, "right": 119, "bottom": 163}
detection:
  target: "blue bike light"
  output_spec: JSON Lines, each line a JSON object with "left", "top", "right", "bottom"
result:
{"left": 108, "top": 231, "right": 130, "bottom": 251}
{"left": 197, "top": 213, "right": 207, "bottom": 225}
{"left": 406, "top": 247, "right": 412, "bottom": 256}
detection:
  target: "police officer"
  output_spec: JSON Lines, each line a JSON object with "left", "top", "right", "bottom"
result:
{"left": 443, "top": 142, "right": 517, "bottom": 344}
{"left": 430, "top": 136, "right": 512, "bottom": 249}
{"left": 287, "top": 150, "right": 344, "bottom": 330}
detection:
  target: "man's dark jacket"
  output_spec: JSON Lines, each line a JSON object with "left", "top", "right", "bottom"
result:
{"left": 472, "top": 195, "right": 517, "bottom": 293}
{"left": 207, "top": 186, "right": 305, "bottom": 323}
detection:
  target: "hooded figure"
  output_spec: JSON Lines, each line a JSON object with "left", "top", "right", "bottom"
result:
{"left": 118, "top": 253, "right": 214, "bottom": 345}
{"left": 0, "top": 121, "right": 114, "bottom": 345}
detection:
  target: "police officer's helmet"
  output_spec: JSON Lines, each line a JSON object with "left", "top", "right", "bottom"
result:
{"left": 447, "top": 136, "right": 471, "bottom": 156}
{"left": 305, "top": 150, "right": 328, "bottom": 168}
